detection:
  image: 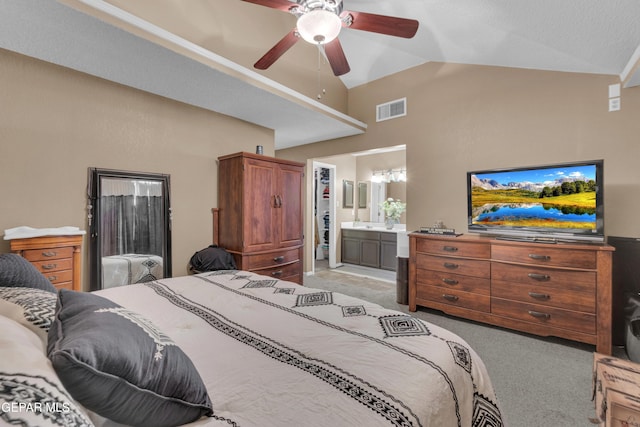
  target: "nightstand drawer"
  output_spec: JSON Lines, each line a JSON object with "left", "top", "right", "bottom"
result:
{"left": 22, "top": 246, "right": 74, "bottom": 262}
{"left": 42, "top": 269, "right": 73, "bottom": 285}
{"left": 32, "top": 258, "right": 73, "bottom": 274}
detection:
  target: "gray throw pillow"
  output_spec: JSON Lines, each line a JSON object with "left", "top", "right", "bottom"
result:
{"left": 47, "top": 289, "right": 213, "bottom": 427}
{"left": 0, "top": 253, "right": 57, "bottom": 293}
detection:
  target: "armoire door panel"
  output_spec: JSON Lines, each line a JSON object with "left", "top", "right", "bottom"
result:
{"left": 278, "top": 164, "right": 304, "bottom": 247}
{"left": 243, "top": 159, "right": 277, "bottom": 251}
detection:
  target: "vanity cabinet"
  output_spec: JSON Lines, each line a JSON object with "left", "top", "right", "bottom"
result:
{"left": 409, "top": 233, "right": 614, "bottom": 354}
{"left": 341, "top": 229, "right": 397, "bottom": 271}
{"left": 217, "top": 152, "right": 304, "bottom": 284}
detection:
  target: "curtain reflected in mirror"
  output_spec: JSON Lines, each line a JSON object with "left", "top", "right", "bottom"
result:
{"left": 88, "top": 168, "right": 172, "bottom": 291}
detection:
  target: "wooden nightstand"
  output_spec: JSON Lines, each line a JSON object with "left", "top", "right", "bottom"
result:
{"left": 10, "top": 235, "right": 84, "bottom": 291}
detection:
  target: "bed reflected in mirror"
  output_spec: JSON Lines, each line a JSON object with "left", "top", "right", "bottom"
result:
{"left": 87, "top": 168, "right": 172, "bottom": 291}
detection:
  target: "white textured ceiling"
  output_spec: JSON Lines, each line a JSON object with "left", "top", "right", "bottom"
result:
{"left": 2, "top": 0, "right": 639, "bottom": 149}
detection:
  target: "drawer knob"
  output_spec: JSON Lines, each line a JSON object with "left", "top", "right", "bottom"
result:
{"left": 528, "top": 253, "right": 551, "bottom": 261}
{"left": 443, "top": 246, "right": 458, "bottom": 252}
{"left": 528, "top": 292, "right": 551, "bottom": 300}
{"left": 42, "top": 251, "right": 58, "bottom": 257}
{"left": 271, "top": 270, "right": 283, "bottom": 277}
{"left": 41, "top": 263, "right": 57, "bottom": 270}
{"left": 442, "top": 294, "right": 459, "bottom": 302}
{"left": 442, "top": 278, "right": 459, "bottom": 286}
{"left": 273, "top": 256, "right": 285, "bottom": 263}
{"left": 47, "top": 275, "right": 58, "bottom": 282}
{"left": 528, "top": 273, "right": 551, "bottom": 282}
{"left": 528, "top": 310, "right": 551, "bottom": 320}
{"left": 443, "top": 262, "right": 459, "bottom": 270}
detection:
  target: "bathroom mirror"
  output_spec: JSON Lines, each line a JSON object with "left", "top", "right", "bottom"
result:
{"left": 87, "top": 168, "right": 172, "bottom": 291}
{"left": 343, "top": 180, "right": 354, "bottom": 208}
{"left": 358, "top": 182, "right": 368, "bottom": 209}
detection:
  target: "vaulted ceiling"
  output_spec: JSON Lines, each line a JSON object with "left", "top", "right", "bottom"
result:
{"left": 2, "top": 0, "right": 639, "bottom": 149}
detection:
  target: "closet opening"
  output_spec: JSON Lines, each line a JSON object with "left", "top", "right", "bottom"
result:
{"left": 312, "top": 162, "right": 337, "bottom": 273}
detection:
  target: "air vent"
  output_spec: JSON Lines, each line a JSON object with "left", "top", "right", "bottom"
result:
{"left": 376, "top": 98, "right": 407, "bottom": 122}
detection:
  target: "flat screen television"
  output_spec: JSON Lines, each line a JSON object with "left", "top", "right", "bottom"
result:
{"left": 467, "top": 160, "right": 604, "bottom": 242}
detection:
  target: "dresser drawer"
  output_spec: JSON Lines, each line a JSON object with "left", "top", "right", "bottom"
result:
{"left": 417, "top": 284, "right": 490, "bottom": 312}
{"left": 492, "top": 279, "right": 595, "bottom": 313}
{"left": 416, "top": 254, "right": 490, "bottom": 279}
{"left": 243, "top": 248, "right": 300, "bottom": 269}
{"left": 416, "top": 238, "right": 490, "bottom": 258}
{"left": 41, "top": 269, "right": 73, "bottom": 285}
{"left": 251, "top": 261, "right": 301, "bottom": 281}
{"left": 416, "top": 269, "right": 490, "bottom": 295}
{"left": 491, "top": 244, "right": 596, "bottom": 269}
{"left": 492, "top": 297, "right": 596, "bottom": 335}
{"left": 53, "top": 281, "right": 74, "bottom": 291}
{"left": 491, "top": 263, "right": 596, "bottom": 291}
{"left": 31, "top": 258, "right": 73, "bottom": 274}
{"left": 22, "top": 246, "right": 74, "bottom": 262}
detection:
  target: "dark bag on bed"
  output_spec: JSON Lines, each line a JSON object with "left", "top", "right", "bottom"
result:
{"left": 189, "top": 245, "right": 237, "bottom": 273}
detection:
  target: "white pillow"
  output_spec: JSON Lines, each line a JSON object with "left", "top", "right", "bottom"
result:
{"left": 0, "top": 315, "right": 94, "bottom": 427}
{"left": 0, "top": 286, "right": 56, "bottom": 347}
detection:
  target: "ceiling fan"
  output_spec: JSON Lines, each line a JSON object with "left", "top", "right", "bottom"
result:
{"left": 242, "top": 0, "right": 419, "bottom": 76}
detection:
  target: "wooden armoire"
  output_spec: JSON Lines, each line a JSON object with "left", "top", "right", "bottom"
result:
{"left": 217, "top": 152, "right": 304, "bottom": 284}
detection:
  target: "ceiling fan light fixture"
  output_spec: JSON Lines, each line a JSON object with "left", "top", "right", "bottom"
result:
{"left": 297, "top": 9, "right": 342, "bottom": 44}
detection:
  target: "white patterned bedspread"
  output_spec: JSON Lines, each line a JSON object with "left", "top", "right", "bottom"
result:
{"left": 101, "top": 254, "right": 163, "bottom": 288}
{"left": 93, "top": 270, "right": 503, "bottom": 427}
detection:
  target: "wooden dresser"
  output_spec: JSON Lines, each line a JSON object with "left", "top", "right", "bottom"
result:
{"left": 217, "top": 152, "right": 304, "bottom": 284}
{"left": 10, "top": 235, "right": 84, "bottom": 291}
{"left": 409, "top": 233, "right": 615, "bottom": 354}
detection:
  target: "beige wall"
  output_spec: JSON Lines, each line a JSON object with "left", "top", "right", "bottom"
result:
{"left": 4, "top": 46, "right": 639, "bottom": 283}
{"left": 0, "top": 48, "right": 273, "bottom": 288}
{"left": 280, "top": 62, "right": 640, "bottom": 273}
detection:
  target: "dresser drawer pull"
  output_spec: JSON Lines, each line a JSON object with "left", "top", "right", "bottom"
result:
{"left": 443, "top": 262, "right": 459, "bottom": 270}
{"left": 442, "top": 246, "right": 458, "bottom": 252}
{"left": 442, "top": 294, "right": 459, "bottom": 302}
{"left": 528, "top": 292, "right": 550, "bottom": 300}
{"left": 41, "top": 263, "right": 58, "bottom": 270}
{"left": 47, "top": 276, "right": 58, "bottom": 282}
{"left": 442, "top": 278, "right": 459, "bottom": 286}
{"left": 528, "top": 253, "right": 551, "bottom": 261}
{"left": 42, "top": 251, "right": 58, "bottom": 257}
{"left": 528, "top": 273, "right": 551, "bottom": 281}
{"left": 271, "top": 270, "right": 283, "bottom": 277}
{"left": 273, "top": 256, "right": 285, "bottom": 263}
{"left": 527, "top": 310, "right": 551, "bottom": 320}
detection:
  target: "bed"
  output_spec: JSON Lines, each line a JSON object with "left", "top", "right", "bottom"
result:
{"left": 101, "top": 254, "right": 163, "bottom": 288}
{"left": 0, "top": 254, "right": 503, "bottom": 427}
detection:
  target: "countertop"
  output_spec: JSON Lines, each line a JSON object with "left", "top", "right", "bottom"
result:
{"left": 340, "top": 222, "right": 407, "bottom": 233}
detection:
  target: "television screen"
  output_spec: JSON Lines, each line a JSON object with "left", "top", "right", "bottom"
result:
{"left": 467, "top": 160, "right": 604, "bottom": 241}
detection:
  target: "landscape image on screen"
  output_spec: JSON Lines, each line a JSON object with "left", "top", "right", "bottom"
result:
{"left": 470, "top": 164, "right": 597, "bottom": 231}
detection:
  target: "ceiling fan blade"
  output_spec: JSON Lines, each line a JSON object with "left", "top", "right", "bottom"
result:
{"left": 241, "top": 0, "right": 294, "bottom": 12}
{"left": 324, "top": 38, "right": 350, "bottom": 76}
{"left": 254, "top": 30, "right": 300, "bottom": 70}
{"left": 343, "top": 11, "right": 419, "bottom": 38}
